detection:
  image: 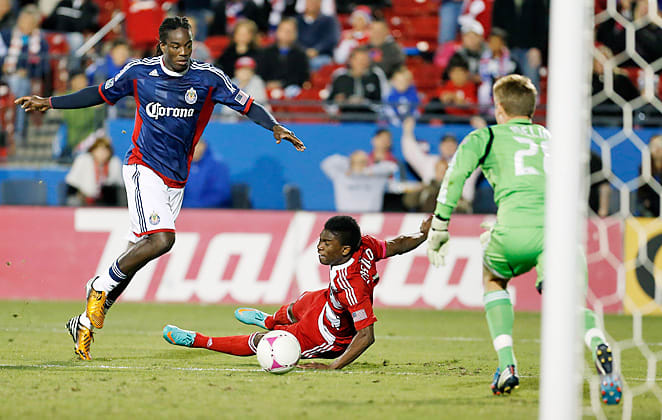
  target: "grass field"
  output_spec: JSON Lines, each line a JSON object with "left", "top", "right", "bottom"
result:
{"left": 1, "top": 301, "right": 661, "bottom": 419}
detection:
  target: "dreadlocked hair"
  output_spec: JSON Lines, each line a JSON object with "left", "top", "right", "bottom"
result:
{"left": 155, "top": 16, "right": 191, "bottom": 56}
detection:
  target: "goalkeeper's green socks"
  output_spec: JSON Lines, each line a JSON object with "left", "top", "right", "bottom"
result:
{"left": 484, "top": 290, "right": 516, "bottom": 371}
{"left": 584, "top": 308, "right": 607, "bottom": 357}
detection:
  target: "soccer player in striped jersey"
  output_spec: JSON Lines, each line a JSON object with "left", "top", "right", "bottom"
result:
{"left": 15, "top": 16, "right": 305, "bottom": 361}
{"left": 426, "top": 74, "right": 621, "bottom": 403}
{"left": 163, "top": 215, "right": 431, "bottom": 369}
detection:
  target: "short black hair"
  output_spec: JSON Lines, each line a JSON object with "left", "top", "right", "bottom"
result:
{"left": 156, "top": 16, "right": 191, "bottom": 55}
{"left": 324, "top": 216, "right": 361, "bottom": 253}
{"left": 373, "top": 128, "right": 390, "bottom": 138}
{"left": 440, "top": 133, "right": 457, "bottom": 144}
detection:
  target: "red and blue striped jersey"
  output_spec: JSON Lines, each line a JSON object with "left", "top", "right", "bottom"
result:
{"left": 99, "top": 56, "right": 253, "bottom": 188}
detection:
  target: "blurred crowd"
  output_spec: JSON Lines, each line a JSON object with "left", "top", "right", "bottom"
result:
{"left": 0, "top": 0, "right": 660, "bottom": 215}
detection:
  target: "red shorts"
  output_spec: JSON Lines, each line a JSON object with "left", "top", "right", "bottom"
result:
{"left": 274, "top": 289, "right": 352, "bottom": 359}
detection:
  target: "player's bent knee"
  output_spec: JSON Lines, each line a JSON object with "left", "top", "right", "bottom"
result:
{"left": 150, "top": 231, "right": 176, "bottom": 255}
{"left": 253, "top": 332, "right": 266, "bottom": 348}
{"left": 483, "top": 264, "right": 508, "bottom": 291}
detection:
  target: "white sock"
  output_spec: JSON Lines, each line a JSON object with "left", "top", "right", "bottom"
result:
{"left": 93, "top": 271, "right": 120, "bottom": 294}
{"left": 79, "top": 312, "right": 92, "bottom": 329}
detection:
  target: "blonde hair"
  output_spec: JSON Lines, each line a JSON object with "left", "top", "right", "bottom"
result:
{"left": 493, "top": 74, "right": 537, "bottom": 118}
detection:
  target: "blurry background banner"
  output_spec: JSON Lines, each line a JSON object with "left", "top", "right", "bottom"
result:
{"left": 625, "top": 218, "right": 662, "bottom": 315}
{"left": 0, "top": 206, "right": 621, "bottom": 312}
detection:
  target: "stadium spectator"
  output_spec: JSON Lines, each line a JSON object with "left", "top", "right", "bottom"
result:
{"left": 443, "top": 19, "right": 484, "bottom": 82}
{"left": 123, "top": 0, "right": 168, "bottom": 52}
{"left": 85, "top": 38, "right": 133, "bottom": 119}
{"left": 591, "top": 45, "right": 640, "bottom": 122}
{"left": 296, "top": 0, "right": 340, "bottom": 70}
{"left": 0, "top": 5, "right": 49, "bottom": 144}
{"left": 384, "top": 66, "right": 419, "bottom": 126}
{"left": 438, "top": 0, "right": 464, "bottom": 45}
{"left": 328, "top": 46, "right": 388, "bottom": 117}
{"left": 477, "top": 27, "right": 519, "bottom": 109}
{"left": 216, "top": 18, "right": 259, "bottom": 78}
{"left": 257, "top": 18, "right": 310, "bottom": 96}
{"left": 220, "top": 56, "right": 267, "bottom": 121}
{"left": 42, "top": 0, "right": 99, "bottom": 54}
{"left": 321, "top": 150, "right": 398, "bottom": 212}
{"left": 492, "top": 0, "right": 548, "bottom": 91}
{"left": 368, "top": 127, "right": 398, "bottom": 165}
{"left": 636, "top": 134, "right": 662, "bottom": 217}
{"left": 65, "top": 137, "right": 123, "bottom": 206}
{"left": 597, "top": 0, "right": 662, "bottom": 66}
{"left": 436, "top": 57, "right": 478, "bottom": 117}
{"left": 589, "top": 151, "right": 612, "bottom": 218}
{"left": 366, "top": 20, "right": 405, "bottom": 79}
{"left": 400, "top": 117, "right": 475, "bottom": 213}
{"left": 188, "top": 16, "right": 211, "bottom": 62}
{"left": 0, "top": 0, "right": 16, "bottom": 31}
{"left": 59, "top": 72, "right": 104, "bottom": 159}
{"left": 176, "top": 0, "right": 212, "bottom": 41}
{"left": 182, "top": 139, "right": 232, "bottom": 208}
{"left": 403, "top": 159, "right": 448, "bottom": 212}
{"left": 334, "top": 6, "right": 372, "bottom": 65}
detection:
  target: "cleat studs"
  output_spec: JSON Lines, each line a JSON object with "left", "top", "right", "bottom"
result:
{"left": 610, "top": 382, "right": 613, "bottom": 387}
{"left": 601, "top": 390, "right": 606, "bottom": 396}
{"left": 601, "top": 358, "right": 605, "bottom": 363}
{"left": 515, "top": 385, "right": 520, "bottom": 389}
{"left": 609, "top": 391, "right": 614, "bottom": 396}
{"left": 597, "top": 350, "right": 602, "bottom": 356}
{"left": 504, "top": 387, "right": 510, "bottom": 392}
{"left": 615, "top": 398, "right": 620, "bottom": 403}
{"left": 617, "top": 387, "right": 621, "bottom": 392}
{"left": 603, "top": 398, "right": 608, "bottom": 404}
{"left": 608, "top": 357, "right": 612, "bottom": 361}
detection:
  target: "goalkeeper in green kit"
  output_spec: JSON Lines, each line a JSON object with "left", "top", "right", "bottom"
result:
{"left": 427, "top": 74, "right": 621, "bottom": 403}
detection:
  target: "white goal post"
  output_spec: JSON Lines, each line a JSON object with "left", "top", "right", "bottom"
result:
{"left": 540, "top": 0, "right": 593, "bottom": 418}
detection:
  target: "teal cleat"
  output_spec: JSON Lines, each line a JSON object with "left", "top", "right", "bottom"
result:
{"left": 491, "top": 365, "right": 520, "bottom": 395}
{"left": 234, "top": 308, "right": 269, "bottom": 329}
{"left": 595, "top": 343, "right": 622, "bottom": 405}
{"left": 163, "top": 325, "right": 195, "bottom": 347}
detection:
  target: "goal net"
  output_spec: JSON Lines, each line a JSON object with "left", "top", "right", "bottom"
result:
{"left": 584, "top": 0, "right": 661, "bottom": 418}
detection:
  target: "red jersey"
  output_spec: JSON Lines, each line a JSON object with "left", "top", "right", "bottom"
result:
{"left": 437, "top": 80, "right": 478, "bottom": 116}
{"left": 321, "top": 235, "right": 387, "bottom": 343}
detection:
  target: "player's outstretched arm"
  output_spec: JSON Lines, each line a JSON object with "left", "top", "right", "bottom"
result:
{"left": 299, "top": 324, "right": 375, "bottom": 370}
{"left": 384, "top": 215, "right": 432, "bottom": 258}
{"left": 15, "top": 86, "right": 105, "bottom": 113}
{"left": 245, "top": 102, "right": 305, "bottom": 151}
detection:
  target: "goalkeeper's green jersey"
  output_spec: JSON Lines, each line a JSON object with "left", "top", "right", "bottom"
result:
{"left": 435, "top": 118, "right": 549, "bottom": 227}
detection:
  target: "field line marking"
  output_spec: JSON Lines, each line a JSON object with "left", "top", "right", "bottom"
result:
{"left": 0, "top": 364, "right": 659, "bottom": 382}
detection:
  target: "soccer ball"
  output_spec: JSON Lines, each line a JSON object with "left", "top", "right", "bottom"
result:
{"left": 256, "top": 330, "right": 301, "bottom": 374}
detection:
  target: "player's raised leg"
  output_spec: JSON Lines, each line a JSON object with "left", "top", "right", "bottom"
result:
{"left": 235, "top": 290, "right": 320, "bottom": 329}
{"left": 163, "top": 325, "right": 260, "bottom": 356}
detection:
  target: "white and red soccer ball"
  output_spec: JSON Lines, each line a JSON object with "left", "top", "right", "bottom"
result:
{"left": 256, "top": 330, "right": 301, "bottom": 374}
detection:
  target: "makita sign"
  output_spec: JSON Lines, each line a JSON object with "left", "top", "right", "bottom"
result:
{"left": 0, "top": 207, "right": 622, "bottom": 312}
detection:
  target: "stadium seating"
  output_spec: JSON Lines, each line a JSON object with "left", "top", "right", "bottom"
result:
{"left": 231, "top": 183, "right": 252, "bottom": 209}
{"left": 283, "top": 184, "right": 302, "bottom": 210}
{"left": 1, "top": 179, "right": 48, "bottom": 205}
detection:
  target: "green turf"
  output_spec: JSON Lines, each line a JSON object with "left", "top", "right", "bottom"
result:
{"left": 1, "top": 301, "right": 660, "bottom": 419}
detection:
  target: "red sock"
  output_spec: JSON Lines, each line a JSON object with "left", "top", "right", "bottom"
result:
{"left": 265, "top": 305, "right": 291, "bottom": 329}
{"left": 192, "top": 333, "right": 255, "bottom": 356}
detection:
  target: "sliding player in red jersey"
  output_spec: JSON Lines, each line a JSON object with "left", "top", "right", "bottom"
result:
{"left": 163, "top": 214, "right": 431, "bottom": 369}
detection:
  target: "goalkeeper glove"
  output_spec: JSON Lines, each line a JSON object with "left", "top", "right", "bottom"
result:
{"left": 427, "top": 216, "right": 450, "bottom": 267}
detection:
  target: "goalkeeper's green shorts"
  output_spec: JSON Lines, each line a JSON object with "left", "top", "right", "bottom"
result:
{"left": 482, "top": 225, "right": 544, "bottom": 284}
